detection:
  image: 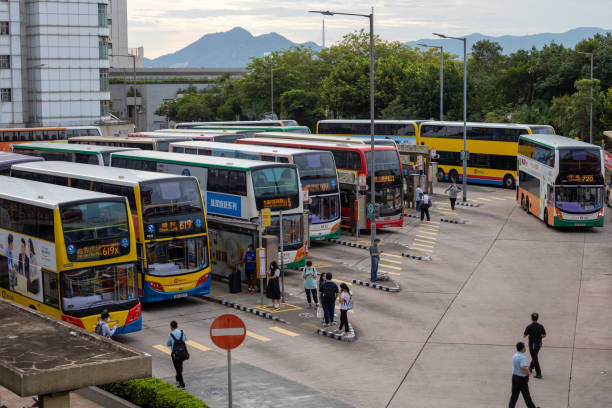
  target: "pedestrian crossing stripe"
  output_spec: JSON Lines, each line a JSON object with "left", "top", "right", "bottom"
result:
{"left": 380, "top": 263, "right": 401, "bottom": 270}
{"left": 186, "top": 340, "right": 211, "bottom": 352}
{"left": 421, "top": 226, "right": 439, "bottom": 230}
{"left": 413, "top": 243, "right": 434, "bottom": 248}
{"left": 411, "top": 247, "right": 433, "bottom": 252}
{"left": 270, "top": 326, "right": 300, "bottom": 337}
{"left": 380, "top": 257, "right": 402, "bottom": 264}
{"left": 153, "top": 345, "right": 171, "bottom": 355}
{"left": 418, "top": 230, "right": 438, "bottom": 235}
{"left": 246, "top": 330, "right": 271, "bottom": 342}
{"left": 382, "top": 252, "right": 403, "bottom": 258}
{"left": 415, "top": 238, "right": 435, "bottom": 244}
{"left": 416, "top": 235, "right": 436, "bottom": 240}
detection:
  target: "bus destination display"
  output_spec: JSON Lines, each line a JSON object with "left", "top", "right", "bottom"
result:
{"left": 568, "top": 174, "right": 594, "bottom": 183}
{"left": 67, "top": 240, "right": 129, "bottom": 262}
{"left": 145, "top": 218, "right": 203, "bottom": 239}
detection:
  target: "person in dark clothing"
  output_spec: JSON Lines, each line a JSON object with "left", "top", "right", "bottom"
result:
{"left": 523, "top": 312, "right": 546, "bottom": 378}
{"left": 320, "top": 272, "right": 338, "bottom": 327}
{"left": 166, "top": 320, "right": 187, "bottom": 388}
{"left": 245, "top": 245, "right": 257, "bottom": 294}
{"left": 508, "top": 342, "right": 540, "bottom": 408}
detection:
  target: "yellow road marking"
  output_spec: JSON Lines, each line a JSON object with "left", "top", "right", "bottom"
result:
{"left": 381, "top": 270, "right": 400, "bottom": 276}
{"left": 186, "top": 340, "right": 211, "bottom": 352}
{"left": 382, "top": 252, "right": 403, "bottom": 258}
{"left": 411, "top": 247, "right": 433, "bottom": 252}
{"left": 270, "top": 326, "right": 300, "bottom": 337}
{"left": 153, "top": 345, "right": 171, "bottom": 355}
{"left": 380, "top": 263, "right": 402, "bottom": 270}
{"left": 420, "top": 227, "right": 440, "bottom": 231}
{"left": 380, "top": 257, "right": 402, "bottom": 264}
{"left": 335, "top": 279, "right": 353, "bottom": 286}
{"left": 246, "top": 330, "right": 271, "bottom": 342}
{"left": 301, "top": 322, "right": 321, "bottom": 330}
{"left": 478, "top": 198, "right": 492, "bottom": 202}
{"left": 492, "top": 197, "right": 506, "bottom": 201}
{"left": 415, "top": 238, "right": 435, "bottom": 244}
{"left": 413, "top": 242, "right": 434, "bottom": 248}
{"left": 418, "top": 230, "right": 438, "bottom": 235}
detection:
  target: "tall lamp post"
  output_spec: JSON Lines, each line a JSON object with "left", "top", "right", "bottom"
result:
{"left": 434, "top": 33, "right": 467, "bottom": 202}
{"left": 309, "top": 8, "right": 377, "bottom": 242}
{"left": 417, "top": 44, "right": 444, "bottom": 121}
{"left": 577, "top": 51, "right": 593, "bottom": 144}
{"left": 264, "top": 52, "right": 274, "bottom": 118}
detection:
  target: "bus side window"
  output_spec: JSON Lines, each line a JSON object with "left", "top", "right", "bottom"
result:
{"left": 548, "top": 185, "right": 554, "bottom": 204}
{"left": 42, "top": 269, "right": 59, "bottom": 308}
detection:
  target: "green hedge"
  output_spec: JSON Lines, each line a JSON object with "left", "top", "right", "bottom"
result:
{"left": 101, "top": 378, "right": 209, "bottom": 408}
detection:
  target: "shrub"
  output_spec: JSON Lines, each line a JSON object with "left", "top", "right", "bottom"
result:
{"left": 101, "top": 378, "right": 209, "bottom": 408}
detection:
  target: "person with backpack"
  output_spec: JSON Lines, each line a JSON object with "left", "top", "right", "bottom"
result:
{"left": 337, "top": 283, "right": 352, "bottom": 336}
{"left": 166, "top": 320, "right": 189, "bottom": 389}
{"left": 320, "top": 272, "right": 339, "bottom": 327}
{"left": 420, "top": 193, "right": 432, "bottom": 221}
{"left": 444, "top": 182, "right": 462, "bottom": 210}
{"left": 302, "top": 260, "right": 318, "bottom": 308}
{"left": 95, "top": 312, "right": 118, "bottom": 339}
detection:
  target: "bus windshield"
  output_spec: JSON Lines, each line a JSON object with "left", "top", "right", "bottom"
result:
{"left": 60, "top": 201, "right": 130, "bottom": 261}
{"left": 146, "top": 236, "right": 208, "bottom": 276}
{"left": 555, "top": 186, "right": 603, "bottom": 213}
{"left": 267, "top": 214, "right": 304, "bottom": 251}
{"left": 365, "top": 150, "right": 403, "bottom": 217}
{"left": 61, "top": 264, "right": 137, "bottom": 315}
{"left": 293, "top": 152, "right": 337, "bottom": 180}
{"left": 140, "top": 179, "right": 204, "bottom": 228}
{"left": 559, "top": 148, "right": 601, "bottom": 174}
{"left": 252, "top": 167, "right": 299, "bottom": 210}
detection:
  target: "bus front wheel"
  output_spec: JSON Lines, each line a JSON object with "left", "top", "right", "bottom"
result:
{"left": 521, "top": 195, "right": 526, "bottom": 211}
{"left": 544, "top": 209, "right": 550, "bottom": 227}
{"left": 503, "top": 174, "right": 515, "bottom": 189}
{"left": 437, "top": 168, "right": 445, "bottom": 182}
{"left": 449, "top": 169, "right": 459, "bottom": 183}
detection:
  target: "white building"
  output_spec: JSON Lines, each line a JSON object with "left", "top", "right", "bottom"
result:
{"left": 0, "top": 0, "right": 111, "bottom": 127}
{"left": 108, "top": 0, "right": 143, "bottom": 69}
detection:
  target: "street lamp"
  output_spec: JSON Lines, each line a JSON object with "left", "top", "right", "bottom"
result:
{"left": 577, "top": 51, "right": 594, "bottom": 144}
{"left": 417, "top": 43, "right": 444, "bottom": 121}
{"left": 434, "top": 33, "right": 467, "bottom": 202}
{"left": 263, "top": 52, "right": 274, "bottom": 118}
{"left": 309, "top": 8, "right": 377, "bottom": 242}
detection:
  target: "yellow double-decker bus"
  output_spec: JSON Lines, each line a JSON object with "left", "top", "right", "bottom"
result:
{"left": 0, "top": 176, "right": 142, "bottom": 332}
{"left": 10, "top": 161, "right": 211, "bottom": 303}
{"left": 418, "top": 121, "right": 555, "bottom": 188}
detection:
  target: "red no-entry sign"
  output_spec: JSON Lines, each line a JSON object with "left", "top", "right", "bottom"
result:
{"left": 210, "top": 314, "right": 246, "bottom": 350}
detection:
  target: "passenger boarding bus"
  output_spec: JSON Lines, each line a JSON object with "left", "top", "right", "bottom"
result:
{"left": 0, "top": 152, "right": 43, "bottom": 175}
{"left": 317, "top": 119, "right": 421, "bottom": 145}
{"left": 171, "top": 140, "right": 342, "bottom": 241}
{"left": 419, "top": 121, "right": 556, "bottom": 188}
{"left": 10, "top": 162, "right": 211, "bottom": 302}
{"left": 12, "top": 142, "right": 138, "bottom": 166}
{"left": 517, "top": 134, "right": 605, "bottom": 227}
{"left": 251, "top": 131, "right": 398, "bottom": 147}
{"left": 176, "top": 120, "right": 298, "bottom": 129}
{"left": 68, "top": 136, "right": 191, "bottom": 152}
{"left": 239, "top": 138, "right": 403, "bottom": 230}
{"left": 109, "top": 150, "right": 307, "bottom": 271}
{"left": 0, "top": 176, "right": 142, "bottom": 332}
{"left": 0, "top": 126, "right": 102, "bottom": 152}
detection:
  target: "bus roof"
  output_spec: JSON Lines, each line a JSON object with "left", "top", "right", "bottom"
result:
{"left": 239, "top": 137, "right": 397, "bottom": 152}
{"left": 157, "top": 129, "right": 244, "bottom": 135}
{"left": 0, "top": 175, "right": 125, "bottom": 209}
{"left": 176, "top": 120, "right": 296, "bottom": 127}
{"left": 12, "top": 160, "right": 187, "bottom": 187}
{"left": 111, "top": 150, "right": 298, "bottom": 171}
{"left": 318, "top": 119, "right": 423, "bottom": 124}
{"left": 193, "top": 125, "right": 310, "bottom": 132}
{"left": 0, "top": 152, "right": 43, "bottom": 168}
{"left": 251, "top": 131, "right": 367, "bottom": 144}
{"left": 69, "top": 136, "right": 191, "bottom": 143}
{"left": 13, "top": 142, "right": 139, "bottom": 153}
{"left": 519, "top": 134, "right": 601, "bottom": 149}
{"left": 171, "top": 140, "right": 320, "bottom": 156}
{"left": 420, "top": 121, "right": 539, "bottom": 129}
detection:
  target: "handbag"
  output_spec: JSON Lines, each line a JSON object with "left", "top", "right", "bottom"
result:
{"left": 316, "top": 305, "right": 323, "bottom": 318}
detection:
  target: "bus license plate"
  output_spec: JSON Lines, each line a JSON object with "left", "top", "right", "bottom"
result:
{"left": 174, "top": 293, "right": 188, "bottom": 299}
{"left": 574, "top": 223, "right": 585, "bottom": 226}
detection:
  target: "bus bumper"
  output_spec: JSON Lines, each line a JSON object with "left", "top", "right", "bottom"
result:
{"left": 553, "top": 216, "right": 604, "bottom": 227}
{"left": 141, "top": 275, "right": 211, "bottom": 303}
{"left": 115, "top": 317, "right": 143, "bottom": 334}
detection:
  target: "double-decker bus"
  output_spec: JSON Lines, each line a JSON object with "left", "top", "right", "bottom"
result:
{"left": 0, "top": 176, "right": 142, "bottom": 332}
{"left": 192, "top": 125, "right": 311, "bottom": 135}
{"left": 0, "top": 126, "right": 103, "bottom": 152}
{"left": 419, "top": 121, "right": 555, "bottom": 188}
{"left": 172, "top": 140, "right": 341, "bottom": 241}
{"left": 517, "top": 134, "right": 604, "bottom": 227}
{"left": 240, "top": 138, "right": 403, "bottom": 230}
{"left": 12, "top": 142, "right": 137, "bottom": 166}
{"left": 0, "top": 152, "right": 43, "bottom": 175}
{"left": 251, "top": 131, "right": 398, "bottom": 147}
{"left": 109, "top": 150, "right": 307, "bottom": 271}
{"left": 156, "top": 128, "right": 251, "bottom": 143}
{"left": 10, "top": 161, "right": 211, "bottom": 302}
{"left": 175, "top": 120, "right": 298, "bottom": 129}
{"left": 68, "top": 136, "right": 191, "bottom": 152}
{"left": 317, "top": 120, "right": 421, "bottom": 145}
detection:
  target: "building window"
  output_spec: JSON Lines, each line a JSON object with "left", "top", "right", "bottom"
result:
{"left": 98, "top": 4, "right": 108, "bottom": 27}
{"left": 99, "top": 37, "right": 108, "bottom": 59}
{"left": 99, "top": 68, "right": 109, "bottom": 91}
{"left": 1, "top": 88, "right": 11, "bottom": 102}
{"left": 100, "top": 100, "right": 110, "bottom": 117}
{"left": 0, "top": 55, "right": 10, "bottom": 69}
{"left": 0, "top": 22, "right": 8, "bottom": 35}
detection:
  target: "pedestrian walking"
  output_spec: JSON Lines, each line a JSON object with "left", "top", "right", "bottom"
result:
{"left": 444, "top": 182, "right": 462, "bottom": 210}
{"left": 266, "top": 261, "right": 281, "bottom": 309}
{"left": 337, "top": 283, "right": 352, "bottom": 336}
{"left": 369, "top": 238, "right": 382, "bottom": 282}
{"left": 245, "top": 244, "right": 257, "bottom": 294}
{"left": 319, "top": 272, "right": 339, "bottom": 327}
{"left": 94, "top": 312, "right": 118, "bottom": 339}
{"left": 302, "top": 260, "right": 318, "bottom": 308}
{"left": 508, "top": 342, "right": 540, "bottom": 408}
{"left": 416, "top": 185, "right": 424, "bottom": 212}
{"left": 420, "top": 194, "right": 432, "bottom": 221}
{"left": 523, "top": 312, "right": 546, "bottom": 379}
{"left": 166, "top": 320, "right": 188, "bottom": 389}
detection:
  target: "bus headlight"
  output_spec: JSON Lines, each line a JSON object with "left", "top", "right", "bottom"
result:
{"left": 148, "top": 281, "right": 165, "bottom": 292}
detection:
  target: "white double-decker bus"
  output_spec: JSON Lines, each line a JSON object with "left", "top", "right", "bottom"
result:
{"left": 517, "top": 134, "right": 605, "bottom": 227}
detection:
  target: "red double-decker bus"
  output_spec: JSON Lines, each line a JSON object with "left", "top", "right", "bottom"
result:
{"left": 236, "top": 137, "right": 404, "bottom": 230}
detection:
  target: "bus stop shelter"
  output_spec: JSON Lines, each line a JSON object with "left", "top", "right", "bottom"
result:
{"left": 0, "top": 299, "right": 152, "bottom": 407}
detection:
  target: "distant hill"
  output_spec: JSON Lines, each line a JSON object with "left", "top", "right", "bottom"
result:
{"left": 145, "top": 27, "right": 322, "bottom": 68}
{"left": 406, "top": 27, "right": 612, "bottom": 57}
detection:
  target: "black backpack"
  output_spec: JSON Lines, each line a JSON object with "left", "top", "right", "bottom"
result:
{"left": 170, "top": 330, "right": 190, "bottom": 361}
{"left": 322, "top": 282, "right": 337, "bottom": 303}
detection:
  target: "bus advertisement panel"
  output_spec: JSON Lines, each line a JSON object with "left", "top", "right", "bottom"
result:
{"left": 209, "top": 228, "right": 254, "bottom": 279}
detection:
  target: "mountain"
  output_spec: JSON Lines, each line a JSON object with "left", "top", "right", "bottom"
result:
{"left": 406, "top": 27, "right": 612, "bottom": 57}
{"left": 145, "top": 27, "right": 322, "bottom": 68}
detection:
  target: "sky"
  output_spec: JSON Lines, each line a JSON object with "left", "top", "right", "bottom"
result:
{"left": 127, "top": 1, "right": 611, "bottom": 59}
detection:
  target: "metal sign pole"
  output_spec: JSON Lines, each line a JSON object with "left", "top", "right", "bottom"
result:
{"left": 355, "top": 180, "right": 359, "bottom": 239}
{"left": 259, "top": 211, "right": 264, "bottom": 305}
{"left": 227, "top": 349, "right": 232, "bottom": 408}
{"left": 279, "top": 210, "right": 285, "bottom": 303}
